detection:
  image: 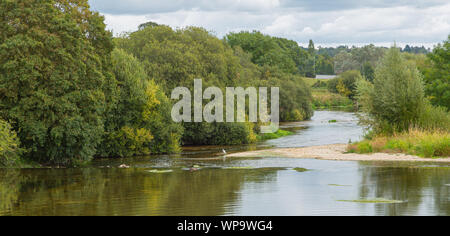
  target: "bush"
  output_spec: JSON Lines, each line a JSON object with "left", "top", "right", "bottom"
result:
{"left": 312, "top": 89, "right": 353, "bottom": 109}
{"left": 0, "top": 120, "right": 23, "bottom": 167}
{"left": 417, "top": 102, "right": 450, "bottom": 132}
{"left": 348, "top": 130, "right": 450, "bottom": 158}
{"left": 327, "top": 78, "right": 340, "bottom": 93}
{"left": 327, "top": 70, "right": 362, "bottom": 99}
{"left": 356, "top": 46, "right": 427, "bottom": 134}
{"left": 182, "top": 122, "right": 256, "bottom": 146}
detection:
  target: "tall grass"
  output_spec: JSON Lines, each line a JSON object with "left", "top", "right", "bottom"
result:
{"left": 348, "top": 129, "right": 450, "bottom": 158}
{"left": 312, "top": 89, "right": 354, "bottom": 110}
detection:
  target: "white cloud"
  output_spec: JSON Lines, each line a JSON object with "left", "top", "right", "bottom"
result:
{"left": 98, "top": 1, "right": 450, "bottom": 45}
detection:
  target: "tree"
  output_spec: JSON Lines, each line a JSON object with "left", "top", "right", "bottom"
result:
{"left": 362, "top": 62, "right": 375, "bottom": 82}
{"left": 404, "top": 45, "right": 412, "bottom": 53}
{"left": 0, "top": 0, "right": 114, "bottom": 165}
{"left": 421, "top": 36, "right": 450, "bottom": 110}
{"left": 327, "top": 70, "right": 362, "bottom": 99}
{"left": 138, "top": 21, "right": 160, "bottom": 31}
{"left": 356, "top": 46, "right": 425, "bottom": 133}
{"left": 308, "top": 40, "right": 315, "bottom": 55}
{"left": 0, "top": 119, "right": 23, "bottom": 167}
{"left": 225, "top": 31, "right": 299, "bottom": 74}
{"left": 99, "top": 49, "right": 183, "bottom": 157}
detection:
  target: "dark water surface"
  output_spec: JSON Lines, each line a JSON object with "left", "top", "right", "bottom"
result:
{"left": 1, "top": 111, "right": 449, "bottom": 216}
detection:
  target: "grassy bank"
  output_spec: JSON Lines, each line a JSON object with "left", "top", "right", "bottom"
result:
{"left": 311, "top": 88, "right": 354, "bottom": 110}
{"left": 257, "top": 129, "right": 294, "bottom": 141}
{"left": 348, "top": 130, "right": 450, "bottom": 158}
{"left": 302, "top": 78, "right": 354, "bottom": 110}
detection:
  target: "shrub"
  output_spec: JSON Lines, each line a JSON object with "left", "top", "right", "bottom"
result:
{"left": 348, "top": 130, "right": 450, "bottom": 158}
{"left": 0, "top": 120, "right": 24, "bottom": 167}
{"left": 356, "top": 46, "right": 427, "bottom": 134}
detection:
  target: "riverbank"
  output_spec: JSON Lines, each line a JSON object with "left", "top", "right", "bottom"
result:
{"left": 226, "top": 144, "right": 450, "bottom": 162}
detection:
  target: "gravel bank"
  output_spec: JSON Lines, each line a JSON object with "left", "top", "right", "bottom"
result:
{"left": 226, "top": 144, "right": 450, "bottom": 163}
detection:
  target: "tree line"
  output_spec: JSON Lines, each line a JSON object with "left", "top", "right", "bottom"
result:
{"left": 0, "top": 0, "right": 313, "bottom": 166}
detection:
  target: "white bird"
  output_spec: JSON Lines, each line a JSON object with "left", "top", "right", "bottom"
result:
{"left": 222, "top": 149, "right": 227, "bottom": 155}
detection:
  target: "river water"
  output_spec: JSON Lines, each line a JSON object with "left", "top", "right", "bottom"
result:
{"left": 0, "top": 111, "right": 449, "bottom": 216}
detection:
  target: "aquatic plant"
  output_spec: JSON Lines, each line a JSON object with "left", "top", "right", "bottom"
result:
{"left": 338, "top": 198, "right": 404, "bottom": 204}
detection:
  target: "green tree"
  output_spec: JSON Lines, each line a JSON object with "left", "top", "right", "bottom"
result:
{"left": 99, "top": 49, "right": 182, "bottom": 157}
{"left": 356, "top": 47, "right": 425, "bottom": 133}
{"left": 362, "top": 62, "right": 375, "bottom": 82}
{"left": 421, "top": 36, "right": 450, "bottom": 110}
{"left": 0, "top": 119, "right": 24, "bottom": 167}
{"left": 327, "top": 70, "right": 362, "bottom": 99}
{"left": 0, "top": 0, "right": 113, "bottom": 165}
{"left": 225, "top": 31, "right": 302, "bottom": 75}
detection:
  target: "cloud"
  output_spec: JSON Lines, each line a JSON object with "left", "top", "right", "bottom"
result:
{"left": 90, "top": 0, "right": 281, "bottom": 14}
{"left": 92, "top": 0, "right": 450, "bottom": 45}
{"left": 90, "top": 0, "right": 449, "bottom": 14}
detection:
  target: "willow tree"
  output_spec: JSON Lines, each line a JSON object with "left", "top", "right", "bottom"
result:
{"left": 356, "top": 46, "right": 425, "bottom": 133}
{"left": 0, "top": 0, "right": 114, "bottom": 165}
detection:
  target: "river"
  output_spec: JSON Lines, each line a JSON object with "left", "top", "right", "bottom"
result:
{"left": 0, "top": 111, "right": 449, "bottom": 216}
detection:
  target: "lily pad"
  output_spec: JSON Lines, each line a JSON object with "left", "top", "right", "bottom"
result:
{"left": 329, "top": 184, "right": 352, "bottom": 187}
{"left": 147, "top": 170, "right": 174, "bottom": 174}
{"left": 223, "top": 166, "right": 254, "bottom": 170}
{"left": 293, "top": 168, "right": 309, "bottom": 172}
{"left": 338, "top": 198, "right": 404, "bottom": 204}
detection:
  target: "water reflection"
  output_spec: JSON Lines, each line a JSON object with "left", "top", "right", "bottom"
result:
{"left": 0, "top": 111, "right": 448, "bottom": 216}
{"left": 0, "top": 168, "right": 280, "bottom": 216}
{"left": 357, "top": 164, "right": 450, "bottom": 216}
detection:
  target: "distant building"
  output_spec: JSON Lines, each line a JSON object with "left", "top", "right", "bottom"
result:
{"left": 315, "top": 75, "right": 337, "bottom": 79}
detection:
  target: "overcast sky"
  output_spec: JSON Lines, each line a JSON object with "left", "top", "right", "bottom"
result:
{"left": 89, "top": 0, "right": 450, "bottom": 48}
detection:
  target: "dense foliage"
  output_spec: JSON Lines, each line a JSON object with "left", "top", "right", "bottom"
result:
{"left": 356, "top": 46, "right": 449, "bottom": 134}
{"left": 225, "top": 31, "right": 307, "bottom": 75}
{"left": 327, "top": 70, "right": 362, "bottom": 100}
{"left": 2, "top": 1, "right": 445, "bottom": 166}
{"left": 0, "top": 0, "right": 114, "bottom": 165}
{"left": 99, "top": 49, "right": 182, "bottom": 157}
{"left": 0, "top": 119, "right": 23, "bottom": 167}
{"left": 116, "top": 25, "right": 313, "bottom": 145}
{"left": 420, "top": 36, "right": 449, "bottom": 110}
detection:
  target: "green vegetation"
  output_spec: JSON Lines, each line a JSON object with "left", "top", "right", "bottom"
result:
{"left": 0, "top": 1, "right": 314, "bottom": 166}
{"left": 338, "top": 199, "right": 404, "bottom": 204}
{"left": 327, "top": 70, "right": 362, "bottom": 99}
{"left": 356, "top": 46, "right": 449, "bottom": 134}
{"left": 99, "top": 49, "right": 183, "bottom": 157}
{"left": 293, "top": 168, "right": 309, "bottom": 172}
{"left": 225, "top": 31, "right": 309, "bottom": 75}
{"left": 350, "top": 42, "right": 450, "bottom": 158}
{"left": 311, "top": 88, "right": 354, "bottom": 110}
{"left": 302, "top": 78, "right": 354, "bottom": 110}
{"left": 1, "top": 1, "right": 446, "bottom": 167}
{"left": 348, "top": 130, "right": 449, "bottom": 158}
{"left": 147, "top": 170, "right": 174, "bottom": 174}
{"left": 0, "top": 120, "right": 24, "bottom": 167}
{"left": 0, "top": 0, "right": 113, "bottom": 166}
{"left": 257, "top": 129, "right": 293, "bottom": 141}
{"left": 116, "top": 24, "right": 313, "bottom": 145}
{"left": 420, "top": 36, "right": 449, "bottom": 110}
